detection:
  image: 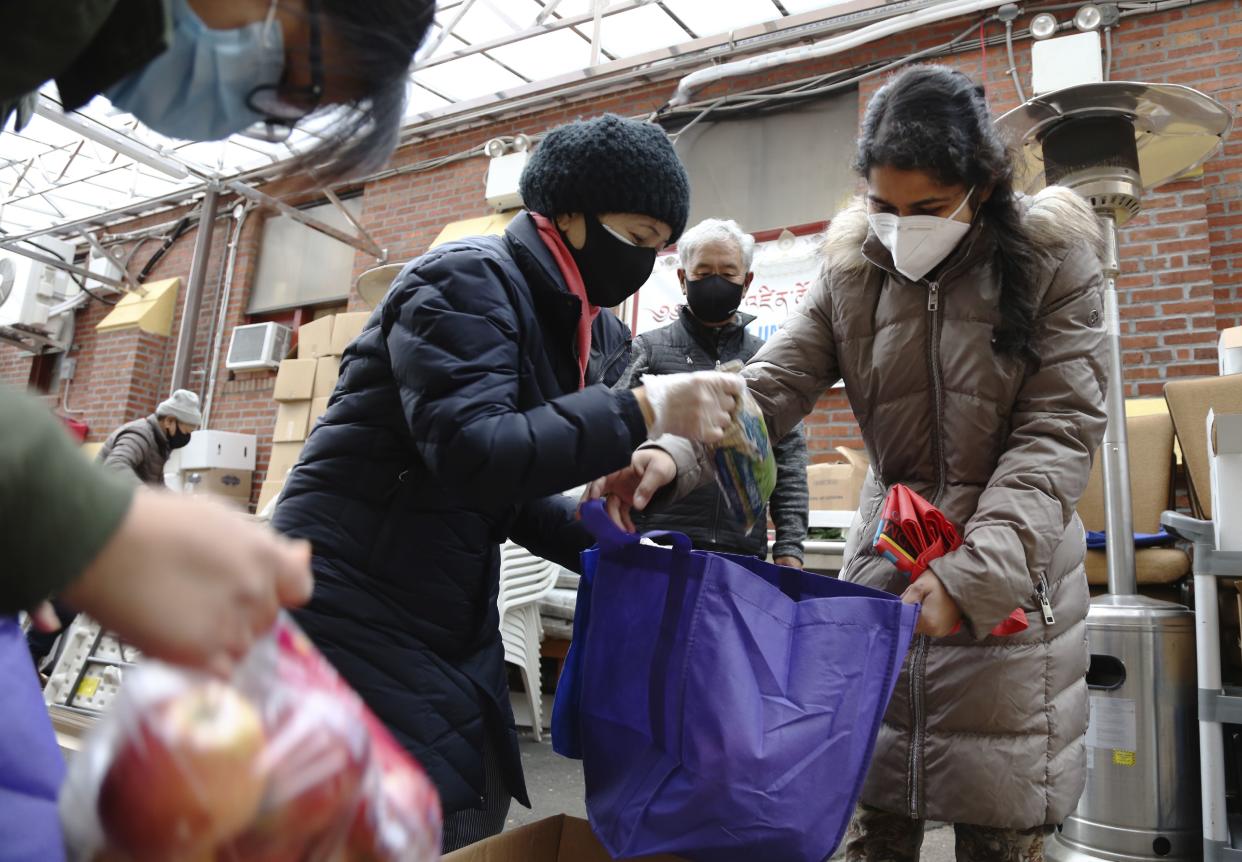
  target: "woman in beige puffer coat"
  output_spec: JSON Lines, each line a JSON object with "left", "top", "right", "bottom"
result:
{"left": 592, "top": 65, "right": 1109, "bottom": 860}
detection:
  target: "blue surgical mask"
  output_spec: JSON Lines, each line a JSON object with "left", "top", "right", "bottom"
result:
{"left": 104, "top": 0, "right": 285, "bottom": 141}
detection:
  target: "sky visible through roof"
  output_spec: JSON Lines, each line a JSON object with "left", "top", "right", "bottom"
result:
{"left": 0, "top": 0, "right": 855, "bottom": 238}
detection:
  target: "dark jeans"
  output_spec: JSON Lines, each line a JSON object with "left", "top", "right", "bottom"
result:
{"left": 440, "top": 728, "right": 512, "bottom": 852}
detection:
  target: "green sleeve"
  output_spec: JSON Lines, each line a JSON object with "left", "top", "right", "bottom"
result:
{"left": 0, "top": 389, "right": 134, "bottom": 614}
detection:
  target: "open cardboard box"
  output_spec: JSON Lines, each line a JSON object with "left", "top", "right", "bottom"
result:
{"left": 807, "top": 447, "right": 868, "bottom": 512}
{"left": 1165, "top": 374, "right": 1242, "bottom": 519}
{"left": 443, "top": 815, "right": 685, "bottom": 862}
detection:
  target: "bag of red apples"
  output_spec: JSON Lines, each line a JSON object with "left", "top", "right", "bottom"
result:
{"left": 60, "top": 614, "right": 442, "bottom": 862}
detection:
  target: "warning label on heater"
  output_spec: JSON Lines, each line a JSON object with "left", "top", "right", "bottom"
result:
{"left": 1086, "top": 696, "right": 1137, "bottom": 752}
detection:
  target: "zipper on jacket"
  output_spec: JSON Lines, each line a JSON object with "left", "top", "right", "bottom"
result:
{"left": 860, "top": 236, "right": 978, "bottom": 823}
{"left": 910, "top": 272, "right": 951, "bottom": 818}
{"left": 1036, "top": 574, "right": 1056, "bottom": 625}
{"left": 925, "top": 281, "right": 947, "bottom": 506}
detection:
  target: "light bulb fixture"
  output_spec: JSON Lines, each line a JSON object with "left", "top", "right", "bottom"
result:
{"left": 1073, "top": 3, "right": 1103, "bottom": 31}
{"left": 483, "top": 138, "right": 507, "bottom": 159}
{"left": 511, "top": 133, "right": 532, "bottom": 153}
{"left": 1030, "top": 12, "right": 1059, "bottom": 39}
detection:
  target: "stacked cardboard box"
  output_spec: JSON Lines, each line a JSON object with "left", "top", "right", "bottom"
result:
{"left": 180, "top": 430, "right": 256, "bottom": 511}
{"left": 255, "top": 311, "right": 370, "bottom": 514}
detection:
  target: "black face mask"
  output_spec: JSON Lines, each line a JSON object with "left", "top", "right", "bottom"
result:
{"left": 565, "top": 213, "right": 658, "bottom": 309}
{"left": 168, "top": 427, "right": 192, "bottom": 449}
{"left": 685, "top": 274, "right": 746, "bottom": 324}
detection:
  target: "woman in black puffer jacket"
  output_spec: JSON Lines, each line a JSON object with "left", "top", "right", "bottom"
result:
{"left": 273, "top": 114, "right": 742, "bottom": 851}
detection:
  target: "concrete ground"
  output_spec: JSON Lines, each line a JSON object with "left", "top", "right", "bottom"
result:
{"left": 509, "top": 737, "right": 956, "bottom": 861}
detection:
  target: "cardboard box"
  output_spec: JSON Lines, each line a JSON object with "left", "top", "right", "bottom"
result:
{"left": 181, "top": 467, "right": 253, "bottom": 500}
{"left": 311, "top": 396, "right": 331, "bottom": 427}
{"left": 313, "top": 356, "right": 341, "bottom": 399}
{"left": 255, "top": 479, "right": 284, "bottom": 518}
{"left": 273, "top": 358, "right": 318, "bottom": 401}
{"left": 329, "top": 311, "right": 370, "bottom": 355}
{"left": 443, "top": 815, "right": 684, "bottom": 861}
{"left": 179, "top": 430, "right": 257, "bottom": 471}
{"left": 1221, "top": 326, "right": 1242, "bottom": 376}
{"left": 297, "top": 314, "right": 336, "bottom": 359}
{"left": 1209, "top": 410, "right": 1242, "bottom": 551}
{"left": 1165, "top": 374, "right": 1242, "bottom": 519}
{"left": 1077, "top": 412, "right": 1174, "bottom": 532}
{"left": 265, "top": 441, "right": 303, "bottom": 485}
{"left": 807, "top": 447, "right": 869, "bottom": 511}
{"left": 273, "top": 401, "right": 312, "bottom": 442}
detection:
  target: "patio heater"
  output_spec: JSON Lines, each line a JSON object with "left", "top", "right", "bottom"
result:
{"left": 998, "top": 82, "right": 1231, "bottom": 862}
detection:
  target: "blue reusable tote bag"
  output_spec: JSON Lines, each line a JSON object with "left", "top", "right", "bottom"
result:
{"left": 0, "top": 616, "right": 67, "bottom": 862}
{"left": 552, "top": 502, "right": 918, "bottom": 862}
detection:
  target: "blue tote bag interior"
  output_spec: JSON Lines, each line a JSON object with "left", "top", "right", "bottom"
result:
{"left": 552, "top": 501, "right": 918, "bottom": 862}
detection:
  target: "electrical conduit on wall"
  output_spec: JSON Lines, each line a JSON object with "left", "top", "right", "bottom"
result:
{"left": 202, "top": 203, "right": 251, "bottom": 429}
{"left": 668, "top": 0, "right": 1016, "bottom": 107}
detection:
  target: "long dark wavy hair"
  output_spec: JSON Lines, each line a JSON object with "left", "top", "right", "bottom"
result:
{"left": 853, "top": 65, "right": 1042, "bottom": 363}
{"left": 284, "top": 0, "right": 436, "bottom": 179}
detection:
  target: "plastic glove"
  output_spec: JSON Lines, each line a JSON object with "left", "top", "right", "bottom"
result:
{"left": 641, "top": 371, "right": 744, "bottom": 444}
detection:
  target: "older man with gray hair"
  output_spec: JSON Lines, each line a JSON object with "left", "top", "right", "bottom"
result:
{"left": 618, "top": 218, "right": 808, "bottom": 566}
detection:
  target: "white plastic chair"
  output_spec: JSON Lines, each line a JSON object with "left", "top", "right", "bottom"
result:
{"left": 497, "top": 542, "right": 559, "bottom": 740}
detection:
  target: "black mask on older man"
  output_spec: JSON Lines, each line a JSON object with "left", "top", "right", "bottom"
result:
{"left": 685, "top": 274, "right": 746, "bottom": 324}
{"left": 565, "top": 214, "right": 657, "bottom": 309}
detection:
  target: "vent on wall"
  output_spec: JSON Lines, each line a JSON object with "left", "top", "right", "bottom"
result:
{"left": 226, "top": 322, "right": 290, "bottom": 371}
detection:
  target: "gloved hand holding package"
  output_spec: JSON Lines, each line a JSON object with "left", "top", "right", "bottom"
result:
{"left": 60, "top": 614, "right": 441, "bottom": 862}
{"left": 641, "top": 369, "right": 744, "bottom": 443}
{"left": 708, "top": 361, "right": 776, "bottom": 532}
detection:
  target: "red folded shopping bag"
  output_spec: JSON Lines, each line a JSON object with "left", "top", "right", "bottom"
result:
{"left": 872, "top": 484, "right": 1027, "bottom": 637}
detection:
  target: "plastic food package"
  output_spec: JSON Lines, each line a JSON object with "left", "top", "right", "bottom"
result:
{"left": 709, "top": 362, "right": 777, "bottom": 532}
{"left": 60, "top": 614, "right": 441, "bottom": 862}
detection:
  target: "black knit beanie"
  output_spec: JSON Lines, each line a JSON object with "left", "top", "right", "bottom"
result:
{"left": 519, "top": 114, "right": 691, "bottom": 242}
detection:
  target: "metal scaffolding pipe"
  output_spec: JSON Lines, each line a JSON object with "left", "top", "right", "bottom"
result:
{"left": 170, "top": 185, "right": 219, "bottom": 395}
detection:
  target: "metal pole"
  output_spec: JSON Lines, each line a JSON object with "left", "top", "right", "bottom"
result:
{"left": 169, "top": 186, "right": 219, "bottom": 395}
{"left": 590, "top": 0, "right": 605, "bottom": 66}
{"left": 1097, "top": 214, "right": 1138, "bottom": 596}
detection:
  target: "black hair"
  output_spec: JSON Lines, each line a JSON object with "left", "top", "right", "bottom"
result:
{"left": 289, "top": 0, "right": 436, "bottom": 180}
{"left": 853, "top": 64, "right": 1042, "bottom": 364}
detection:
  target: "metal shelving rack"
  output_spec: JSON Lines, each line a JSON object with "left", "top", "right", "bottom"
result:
{"left": 1165, "top": 511, "right": 1242, "bottom": 860}
{"left": 41, "top": 615, "right": 141, "bottom": 718}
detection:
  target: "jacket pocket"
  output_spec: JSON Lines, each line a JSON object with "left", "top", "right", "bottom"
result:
{"left": 840, "top": 490, "right": 887, "bottom": 582}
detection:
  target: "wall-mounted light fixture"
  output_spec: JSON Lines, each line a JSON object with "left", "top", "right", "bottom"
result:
{"left": 1030, "top": 13, "right": 1060, "bottom": 40}
{"left": 1073, "top": 4, "right": 1103, "bottom": 31}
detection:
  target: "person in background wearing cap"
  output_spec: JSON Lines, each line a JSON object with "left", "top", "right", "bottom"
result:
{"left": 98, "top": 389, "right": 202, "bottom": 486}
{"left": 273, "top": 113, "right": 743, "bottom": 851}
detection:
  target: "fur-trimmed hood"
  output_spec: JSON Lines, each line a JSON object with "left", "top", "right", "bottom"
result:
{"left": 822, "top": 185, "right": 1104, "bottom": 277}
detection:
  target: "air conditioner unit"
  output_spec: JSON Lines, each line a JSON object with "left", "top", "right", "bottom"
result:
{"left": 0, "top": 238, "right": 74, "bottom": 328}
{"left": 226, "top": 322, "right": 291, "bottom": 371}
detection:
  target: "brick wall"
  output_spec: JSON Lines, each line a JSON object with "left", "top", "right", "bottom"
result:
{"left": 3, "top": 0, "right": 1239, "bottom": 493}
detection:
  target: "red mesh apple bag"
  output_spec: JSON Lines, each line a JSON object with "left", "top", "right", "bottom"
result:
{"left": 59, "top": 614, "right": 441, "bottom": 862}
